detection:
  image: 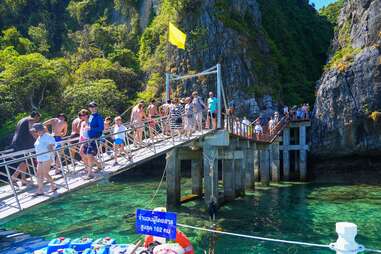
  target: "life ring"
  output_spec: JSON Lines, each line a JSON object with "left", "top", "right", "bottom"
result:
{"left": 153, "top": 243, "right": 185, "bottom": 254}
{"left": 144, "top": 230, "right": 194, "bottom": 254}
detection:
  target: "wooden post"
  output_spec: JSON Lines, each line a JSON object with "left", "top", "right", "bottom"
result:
{"left": 203, "top": 144, "right": 218, "bottom": 205}
{"left": 191, "top": 159, "right": 202, "bottom": 196}
{"left": 299, "top": 125, "right": 307, "bottom": 181}
{"left": 270, "top": 142, "right": 280, "bottom": 182}
{"left": 166, "top": 149, "right": 181, "bottom": 208}
{"left": 282, "top": 128, "right": 290, "bottom": 180}
{"left": 259, "top": 148, "right": 270, "bottom": 186}
{"left": 222, "top": 159, "right": 235, "bottom": 201}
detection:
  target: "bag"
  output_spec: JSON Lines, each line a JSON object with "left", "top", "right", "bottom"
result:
{"left": 199, "top": 98, "right": 206, "bottom": 110}
{"left": 175, "top": 117, "right": 182, "bottom": 125}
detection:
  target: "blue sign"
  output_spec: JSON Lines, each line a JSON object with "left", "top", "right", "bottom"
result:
{"left": 136, "top": 209, "right": 177, "bottom": 240}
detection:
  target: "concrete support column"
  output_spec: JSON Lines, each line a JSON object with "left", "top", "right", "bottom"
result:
{"left": 191, "top": 159, "right": 202, "bottom": 196}
{"left": 203, "top": 144, "right": 218, "bottom": 205}
{"left": 254, "top": 150, "right": 259, "bottom": 182}
{"left": 222, "top": 159, "right": 235, "bottom": 201}
{"left": 259, "top": 148, "right": 270, "bottom": 186}
{"left": 166, "top": 149, "right": 181, "bottom": 208}
{"left": 282, "top": 128, "right": 290, "bottom": 180}
{"left": 270, "top": 142, "right": 280, "bottom": 182}
{"left": 234, "top": 158, "right": 244, "bottom": 196}
{"left": 299, "top": 126, "right": 307, "bottom": 181}
{"left": 245, "top": 147, "right": 255, "bottom": 189}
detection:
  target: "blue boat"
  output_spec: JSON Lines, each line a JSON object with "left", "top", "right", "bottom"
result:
{"left": 70, "top": 237, "right": 93, "bottom": 252}
{"left": 82, "top": 246, "right": 108, "bottom": 254}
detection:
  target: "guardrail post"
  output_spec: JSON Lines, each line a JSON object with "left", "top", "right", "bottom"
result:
{"left": 5, "top": 165, "right": 22, "bottom": 210}
{"left": 330, "top": 222, "right": 364, "bottom": 254}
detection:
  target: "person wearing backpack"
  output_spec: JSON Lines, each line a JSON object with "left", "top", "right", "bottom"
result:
{"left": 191, "top": 91, "right": 206, "bottom": 132}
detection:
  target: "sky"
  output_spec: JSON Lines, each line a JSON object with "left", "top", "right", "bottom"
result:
{"left": 310, "top": 0, "right": 337, "bottom": 9}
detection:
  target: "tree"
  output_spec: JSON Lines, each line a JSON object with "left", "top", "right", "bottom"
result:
{"left": 63, "top": 79, "right": 125, "bottom": 117}
{"left": 0, "top": 27, "right": 33, "bottom": 54}
{"left": 28, "top": 24, "right": 50, "bottom": 55}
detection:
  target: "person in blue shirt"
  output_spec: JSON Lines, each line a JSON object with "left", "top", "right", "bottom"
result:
{"left": 83, "top": 101, "right": 104, "bottom": 178}
{"left": 206, "top": 91, "right": 218, "bottom": 129}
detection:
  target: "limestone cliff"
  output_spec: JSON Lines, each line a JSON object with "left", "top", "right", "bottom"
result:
{"left": 138, "top": 0, "right": 332, "bottom": 118}
{"left": 312, "top": 0, "right": 381, "bottom": 159}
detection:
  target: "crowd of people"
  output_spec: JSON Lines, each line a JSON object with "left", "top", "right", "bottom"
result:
{"left": 6, "top": 91, "right": 220, "bottom": 195}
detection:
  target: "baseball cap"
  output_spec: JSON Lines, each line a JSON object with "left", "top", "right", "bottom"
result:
{"left": 88, "top": 101, "right": 97, "bottom": 107}
{"left": 30, "top": 123, "right": 45, "bottom": 132}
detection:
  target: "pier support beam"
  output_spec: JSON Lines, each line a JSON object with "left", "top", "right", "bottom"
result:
{"left": 254, "top": 149, "right": 259, "bottom": 182}
{"left": 191, "top": 159, "right": 202, "bottom": 196}
{"left": 203, "top": 144, "right": 218, "bottom": 205}
{"left": 166, "top": 149, "right": 181, "bottom": 208}
{"left": 234, "top": 157, "right": 245, "bottom": 196}
{"left": 222, "top": 159, "right": 235, "bottom": 201}
{"left": 282, "top": 128, "right": 290, "bottom": 181}
{"left": 245, "top": 145, "right": 255, "bottom": 189}
{"left": 270, "top": 142, "right": 280, "bottom": 182}
{"left": 259, "top": 148, "right": 270, "bottom": 186}
{"left": 299, "top": 126, "right": 307, "bottom": 181}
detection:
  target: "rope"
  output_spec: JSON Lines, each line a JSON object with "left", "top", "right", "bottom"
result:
{"left": 365, "top": 248, "right": 381, "bottom": 253}
{"left": 147, "top": 167, "right": 166, "bottom": 207}
{"left": 177, "top": 223, "right": 330, "bottom": 249}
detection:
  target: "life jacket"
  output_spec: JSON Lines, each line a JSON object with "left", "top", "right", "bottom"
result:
{"left": 144, "top": 229, "right": 194, "bottom": 254}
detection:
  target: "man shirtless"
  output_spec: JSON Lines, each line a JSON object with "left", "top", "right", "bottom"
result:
{"left": 44, "top": 113, "right": 68, "bottom": 174}
{"left": 131, "top": 101, "right": 146, "bottom": 145}
{"left": 147, "top": 99, "right": 159, "bottom": 139}
{"left": 69, "top": 113, "right": 82, "bottom": 161}
{"left": 160, "top": 100, "right": 172, "bottom": 135}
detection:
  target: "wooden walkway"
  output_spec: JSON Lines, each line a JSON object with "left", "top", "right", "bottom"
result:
{"left": 0, "top": 130, "right": 213, "bottom": 220}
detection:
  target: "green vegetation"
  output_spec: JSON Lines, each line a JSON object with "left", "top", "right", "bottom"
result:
{"left": 320, "top": 0, "right": 344, "bottom": 27}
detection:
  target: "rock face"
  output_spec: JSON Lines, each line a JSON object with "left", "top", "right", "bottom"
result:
{"left": 312, "top": 0, "right": 381, "bottom": 159}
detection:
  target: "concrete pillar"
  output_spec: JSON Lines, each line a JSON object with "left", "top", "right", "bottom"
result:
{"left": 203, "top": 144, "right": 218, "bottom": 204}
{"left": 166, "top": 149, "right": 181, "bottom": 208}
{"left": 270, "top": 142, "right": 280, "bottom": 182}
{"left": 299, "top": 126, "right": 307, "bottom": 181}
{"left": 259, "top": 148, "right": 270, "bottom": 186}
{"left": 282, "top": 128, "right": 290, "bottom": 180}
{"left": 191, "top": 159, "right": 202, "bottom": 196}
{"left": 234, "top": 158, "right": 244, "bottom": 196}
{"left": 254, "top": 150, "right": 259, "bottom": 182}
{"left": 222, "top": 159, "right": 235, "bottom": 201}
{"left": 245, "top": 148, "right": 255, "bottom": 189}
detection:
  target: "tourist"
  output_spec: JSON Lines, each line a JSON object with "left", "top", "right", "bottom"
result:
{"left": 206, "top": 91, "right": 218, "bottom": 129}
{"left": 161, "top": 99, "right": 172, "bottom": 135}
{"left": 283, "top": 105, "right": 289, "bottom": 117}
{"left": 10, "top": 111, "right": 41, "bottom": 186}
{"left": 242, "top": 117, "right": 251, "bottom": 137}
{"left": 302, "top": 103, "right": 309, "bottom": 120}
{"left": 131, "top": 101, "right": 146, "bottom": 146}
{"left": 191, "top": 91, "right": 206, "bottom": 132}
{"left": 100, "top": 116, "right": 112, "bottom": 155}
{"left": 254, "top": 121, "right": 263, "bottom": 140}
{"left": 69, "top": 113, "right": 81, "bottom": 161}
{"left": 85, "top": 102, "right": 104, "bottom": 174}
{"left": 268, "top": 117, "right": 275, "bottom": 135}
{"left": 183, "top": 97, "right": 194, "bottom": 138}
{"left": 78, "top": 109, "right": 93, "bottom": 179}
{"left": 43, "top": 113, "right": 68, "bottom": 174}
{"left": 169, "top": 98, "right": 184, "bottom": 138}
{"left": 30, "top": 123, "right": 57, "bottom": 195}
{"left": 113, "top": 116, "right": 127, "bottom": 166}
{"left": 147, "top": 99, "right": 159, "bottom": 139}
{"left": 274, "top": 111, "right": 280, "bottom": 123}
{"left": 296, "top": 106, "right": 304, "bottom": 120}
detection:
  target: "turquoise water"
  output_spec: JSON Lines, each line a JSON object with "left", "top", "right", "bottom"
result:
{"left": 1, "top": 174, "right": 381, "bottom": 253}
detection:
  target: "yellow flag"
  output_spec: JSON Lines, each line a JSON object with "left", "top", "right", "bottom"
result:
{"left": 168, "top": 22, "right": 186, "bottom": 49}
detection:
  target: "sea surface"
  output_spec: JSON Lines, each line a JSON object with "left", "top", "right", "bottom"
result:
{"left": 1, "top": 173, "right": 381, "bottom": 254}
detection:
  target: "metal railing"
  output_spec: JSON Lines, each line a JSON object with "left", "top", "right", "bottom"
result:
{"left": 0, "top": 112, "right": 213, "bottom": 212}
{"left": 225, "top": 115, "right": 290, "bottom": 143}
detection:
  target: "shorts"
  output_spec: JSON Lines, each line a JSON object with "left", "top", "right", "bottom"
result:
{"left": 114, "top": 138, "right": 125, "bottom": 145}
{"left": 208, "top": 111, "right": 217, "bottom": 119}
{"left": 54, "top": 136, "right": 63, "bottom": 149}
{"left": 83, "top": 141, "right": 98, "bottom": 156}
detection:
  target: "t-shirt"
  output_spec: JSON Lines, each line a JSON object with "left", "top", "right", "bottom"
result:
{"left": 192, "top": 96, "right": 205, "bottom": 113}
{"left": 88, "top": 112, "right": 104, "bottom": 138}
{"left": 34, "top": 133, "right": 56, "bottom": 162}
{"left": 208, "top": 97, "right": 218, "bottom": 113}
{"left": 254, "top": 124, "right": 263, "bottom": 134}
{"left": 114, "top": 125, "right": 127, "bottom": 140}
{"left": 11, "top": 117, "right": 35, "bottom": 151}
